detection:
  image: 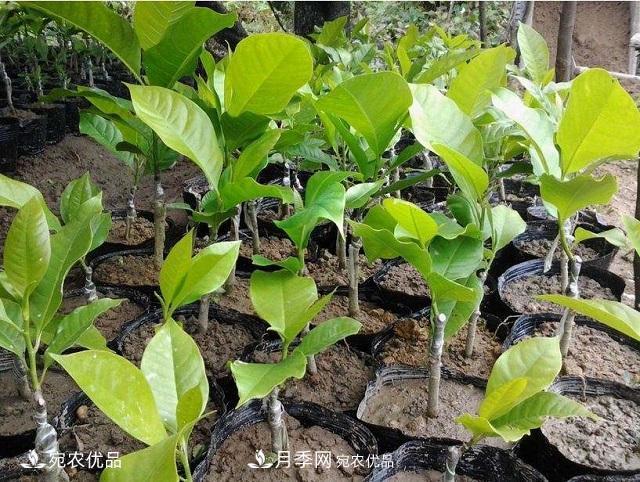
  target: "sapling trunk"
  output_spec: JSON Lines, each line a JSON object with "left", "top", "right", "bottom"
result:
{"left": 0, "top": 52, "right": 16, "bottom": 116}
{"left": 444, "top": 445, "right": 461, "bottom": 482}
{"left": 558, "top": 256, "right": 582, "bottom": 361}
{"left": 87, "top": 57, "right": 94, "bottom": 88}
{"left": 198, "top": 225, "right": 220, "bottom": 333}
{"left": 337, "top": 228, "right": 347, "bottom": 269}
{"left": 392, "top": 168, "right": 401, "bottom": 198}
{"left": 423, "top": 153, "right": 433, "bottom": 188}
{"left": 348, "top": 237, "right": 362, "bottom": 316}
{"left": 560, "top": 251, "right": 569, "bottom": 292}
{"left": 153, "top": 171, "right": 166, "bottom": 271}
{"left": 245, "top": 200, "right": 261, "bottom": 255}
{"left": 80, "top": 259, "right": 97, "bottom": 302}
{"left": 427, "top": 313, "right": 447, "bottom": 418}
{"left": 35, "top": 391, "right": 68, "bottom": 481}
{"left": 125, "top": 185, "right": 138, "bottom": 243}
{"left": 224, "top": 205, "right": 241, "bottom": 292}
{"left": 268, "top": 387, "right": 289, "bottom": 453}
{"left": 464, "top": 272, "right": 487, "bottom": 358}
{"left": 12, "top": 356, "right": 31, "bottom": 400}
{"left": 498, "top": 178, "right": 507, "bottom": 202}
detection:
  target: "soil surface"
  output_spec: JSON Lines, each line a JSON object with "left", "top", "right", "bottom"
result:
{"left": 542, "top": 394, "right": 640, "bottom": 471}
{"left": 533, "top": 322, "right": 640, "bottom": 387}
{"left": 121, "top": 315, "right": 258, "bottom": 379}
{"left": 216, "top": 277, "right": 253, "bottom": 316}
{"left": 253, "top": 344, "right": 373, "bottom": 412}
{"left": 241, "top": 236, "right": 295, "bottom": 261}
{"left": 317, "top": 295, "right": 397, "bottom": 335}
{"left": 106, "top": 217, "right": 155, "bottom": 246}
{"left": 359, "top": 378, "right": 508, "bottom": 448}
{"left": 206, "top": 416, "right": 368, "bottom": 481}
{"left": 60, "top": 292, "right": 145, "bottom": 341}
{"left": 93, "top": 254, "right": 159, "bottom": 287}
{"left": 502, "top": 274, "right": 616, "bottom": 314}
{"left": 378, "top": 318, "right": 502, "bottom": 379}
{"left": 389, "top": 471, "right": 478, "bottom": 482}
{"left": 0, "top": 371, "right": 78, "bottom": 436}
{"left": 307, "top": 251, "right": 382, "bottom": 288}
{"left": 378, "top": 264, "right": 429, "bottom": 298}
{"left": 516, "top": 238, "right": 600, "bottom": 262}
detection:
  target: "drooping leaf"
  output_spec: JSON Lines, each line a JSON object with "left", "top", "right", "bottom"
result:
{"left": 231, "top": 129, "right": 281, "bottom": 181}
{"left": 251, "top": 255, "right": 302, "bottom": 275}
{"left": 431, "top": 144, "right": 488, "bottom": 200}
{"left": 573, "top": 227, "right": 628, "bottom": 248}
{"left": 439, "top": 273, "right": 484, "bottom": 338}
{"left": 539, "top": 174, "right": 617, "bottom": 222}
{"left": 79, "top": 113, "right": 133, "bottom": 165}
{"left": 219, "top": 178, "right": 293, "bottom": 211}
{"left": 295, "top": 317, "right": 361, "bottom": 357}
{"left": 0, "top": 298, "right": 25, "bottom": 356}
{"left": 0, "top": 174, "right": 59, "bottom": 230}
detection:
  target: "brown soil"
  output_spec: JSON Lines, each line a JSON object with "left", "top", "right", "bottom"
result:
{"left": 253, "top": 344, "right": 373, "bottom": 411}
{"left": 121, "top": 314, "right": 258, "bottom": 379}
{"left": 242, "top": 236, "right": 295, "bottom": 261}
{"left": 534, "top": 322, "right": 640, "bottom": 387}
{"left": 502, "top": 274, "right": 616, "bottom": 314}
{"left": 379, "top": 318, "right": 502, "bottom": 379}
{"left": 542, "top": 394, "right": 640, "bottom": 471}
{"left": 307, "top": 251, "right": 382, "bottom": 288}
{"left": 359, "top": 378, "right": 508, "bottom": 448}
{"left": 93, "top": 254, "right": 159, "bottom": 287}
{"left": 378, "top": 263, "right": 429, "bottom": 298}
{"left": 317, "top": 295, "right": 397, "bottom": 335}
{"left": 0, "top": 371, "right": 78, "bottom": 436}
{"left": 206, "top": 416, "right": 368, "bottom": 481}
{"left": 517, "top": 238, "right": 600, "bottom": 262}
{"left": 0, "top": 107, "right": 37, "bottom": 123}
{"left": 389, "top": 471, "right": 478, "bottom": 482}
{"left": 106, "top": 217, "right": 155, "bottom": 246}
{"left": 60, "top": 292, "right": 145, "bottom": 341}
{"left": 217, "top": 277, "right": 253, "bottom": 316}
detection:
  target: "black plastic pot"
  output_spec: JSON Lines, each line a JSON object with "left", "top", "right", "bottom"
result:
{"left": 59, "top": 98, "right": 82, "bottom": 133}
{"left": 568, "top": 476, "right": 640, "bottom": 481}
{"left": 16, "top": 113, "right": 47, "bottom": 156}
{"left": 497, "top": 259, "right": 625, "bottom": 315}
{"left": 356, "top": 366, "right": 487, "bottom": 453}
{"left": 0, "top": 117, "right": 19, "bottom": 173}
{"left": 365, "top": 439, "right": 547, "bottom": 481}
{"left": 372, "top": 259, "right": 429, "bottom": 312}
{"left": 512, "top": 221, "right": 619, "bottom": 270}
{"left": 192, "top": 399, "right": 379, "bottom": 481}
{"left": 518, "top": 377, "right": 640, "bottom": 481}
{"left": 22, "top": 103, "right": 66, "bottom": 144}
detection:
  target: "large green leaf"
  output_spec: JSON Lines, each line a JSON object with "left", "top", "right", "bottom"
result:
{"left": 79, "top": 113, "right": 133, "bottom": 165}
{"left": 517, "top": 23, "right": 549, "bottom": 84}
{"left": 557, "top": 68, "right": 640, "bottom": 175}
{"left": 447, "top": 45, "right": 514, "bottom": 117}
{"left": 539, "top": 173, "right": 617, "bottom": 222}
{"left": 144, "top": 7, "right": 236, "bottom": 87}
{"left": 53, "top": 351, "right": 166, "bottom": 445}
{"left": 414, "top": 48, "right": 480, "bottom": 84}
{"left": 316, "top": 72, "right": 412, "bottom": 157}
{"left": 133, "top": 1, "right": 194, "bottom": 50}
{"left": 490, "top": 204, "right": 527, "bottom": 252}
{"left": 345, "top": 181, "right": 384, "bottom": 210}
{"left": 59, "top": 174, "right": 99, "bottom": 224}
{"left": 128, "top": 84, "right": 223, "bottom": 188}
{"left": 537, "top": 295, "right": 640, "bottom": 341}
{"left": 220, "top": 178, "right": 293, "bottom": 211}
{"left": 230, "top": 349, "right": 307, "bottom": 407}
{"left": 383, "top": 198, "right": 438, "bottom": 248}
{"left": 141, "top": 319, "right": 208, "bottom": 433}
{"left": 26, "top": 1, "right": 141, "bottom": 78}
{"left": 4, "top": 198, "right": 50, "bottom": 299}
{"left": 44, "top": 298, "right": 122, "bottom": 367}
{"left": 296, "top": 317, "right": 361, "bottom": 357}
{"left": 431, "top": 144, "right": 488, "bottom": 200}
{"left": 409, "top": 83, "right": 483, "bottom": 164}
{"left": 225, "top": 33, "right": 313, "bottom": 117}
{"left": 429, "top": 235, "right": 483, "bottom": 280}
{"left": 439, "top": 274, "right": 484, "bottom": 338}
{"left": 573, "top": 227, "right": 628, "bottom": 248}
{"left": 159, "top": 231, "right": 193, "bottom": 309}
{"left": 0, "top": 174, "right": 59, "bottom": 230}
{"left": 0, "top": 298, "right": 25, "bottom": 356}
{"left": 491, "top": 88, "right": 560, "bottom": 177}
{"left": 231, "top": 129, "right": 281, "bottom": 181}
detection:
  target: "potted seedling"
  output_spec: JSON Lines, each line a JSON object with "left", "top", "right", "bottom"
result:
{"left": 54, "top": 230, "right": 240, "bottom": 481}
{"left": 446, "top": 336, "right": 595, "bottom": 481}
{"left": 229, "top": 268, "right": 360, "bottom": 455}
{"left": 0, "top": 175, "right": 121, "bottom": 481}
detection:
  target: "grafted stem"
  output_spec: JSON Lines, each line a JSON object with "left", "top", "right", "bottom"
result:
{"left": 12, "top": 355, "right": 31, "bottom": 400}
{"left": 153, "top": 170, "right": 166, "bottom": 271}
{"left": 444, "top": 445, "right": 461, "bottom": 482}
{"left": 81, "top": 260, "right": 97, "bottom": 302}
{"left": 224, "top": 205, "right": 241, "bottom": 292}
{"left": 427, "top": 313, "right": 446, "bottom": 418}
{"left": 268, "top": 388, "right": 289, "bottom": 453}
{"left": 558, "top": 256, "right": 582, "bottom": 362}
{"left": 245, "top": 200, "right": 261, "bottom": 255}
{"left": 348, "top": 237, "right": 361, "bottom": 316}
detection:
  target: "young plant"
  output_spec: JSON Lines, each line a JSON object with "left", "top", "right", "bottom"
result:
{"left": 0, "top": 176, "right": 120, "bottom": 482}
{"left": 54, "top": 230, "right": 240, "bottom": 482}
{"left": 447, "top": 336, "right": 595, "bottom": 480}
{"left": 229, "top": 269, "right": 360, "bottom": 454}
{"left": 352, "top": 198, "right": 485, "bottom": 417}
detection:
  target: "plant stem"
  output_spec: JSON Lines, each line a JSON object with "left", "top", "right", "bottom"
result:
{"left": 0, "top": 53, "right": 16, "bottom": 116}
{"left": 224, "top": 205, "right": 241, "bottom": 292}
{"left": 12, "top": 355, "right": 31, "bottom": 400}
{"left": 245, "top": 200, "right": 261, "bottom": 255}
{"left": 464, "top": 270, "right": 487, "bottom": 358}
{"left": 179, "top": 439, "right": 193, "bottom": 482}
{"left": 423, "top": 153, "right": 433, "bottom": 188}
{"left": 337, "top": 230, "right": 347, "bottom": 270}
{"left": 427, "top": 313, "right": 446, "bottom": 418}
{"left": 125, "top": 184, "right": 138, "bottom": 243}
{"left": 80, "top": 259, "right": 97, "bottom": 302}
{"left": 268, "top": 387, "right": 289, "bottom": 453}
{"left": 348, "top": 237, "right": 361, "bottom": 316}
{"left": 444, "top": 445, "right": 461, "bottom": 482}
{"left": 153, "top": 170, "right": 166, "bottom": 271}
{"left": 558, "top": 256, "right": 582, "bottom": 361}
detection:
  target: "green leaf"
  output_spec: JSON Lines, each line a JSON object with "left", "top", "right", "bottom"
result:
{"left": 230, "top": 349, "right": 307, "bottom": 407}
{"left": 623, "top": 215, "right": 640, "bottom": 256}
{"left": 558, "top": 69, "right": 640, "bottom": 175}
{"left": 517, "top": 23, "right": 549, "bottom": 84}
{"left": 159, "top": 231, "right": 193, "bottom": 309}
{"left": 477, "top": 377, "right": 529, "bottom": 420}
{"left": 316, "top": 72, "right": 412, "bottom": 156}
{"left": 490, "top": 205, "right": 527, "bottom": 252}
{"left": 457, "top": 413, "right": 499, "bottom": 441}
{"left": 414, "top": 48, "right": 480, "bottom": 84}
{"left": 231, "top": 129, "right": 281, "bottom": 181}
{"left": 60, "top": 174, "right": 99, "bottom": 224}
{"left": 537, "top": 295, "right": 640, "bottom": 342}
{"left": 128, "top": 84, "right": 223, "bottom": 188}
{"left": 79, "top": 113, "right": 133, "bottom": 165}
{"left": 345, "top": 181, "right": 384, "bottom": 210}
{"left": 225, "top": 33, "right": 313, "bottom": 117}
{"left": 383, "top": 198, "right": 438, "bottom": 248}
{"left": 431, "top": 144, "right": 488, "bottom": 200}
{"left": 4, "top": 198, "right": 50, "bottom": 299}
{"left": 447, "top": 45, "right": 515, "bottom": 117}
{"left": 133, "top": 1, "right": 194, "bottom": 49}
{"left": 427, "top": 272, "right": 477, "bottom": 303}
{"left": 429, "top": 234, "right": 483, "bottom": 280}
{"left": 220, "top": 178, "right": 293, "bottom": 211}
{"left": 539, "top": 173, "right": 617, "bottom": 222}
{"left": 439, "top": 274, "right": 484, "bottom": 338}
{"left": 53, "top": 351, "right": 166, "bottom": 445}
{"left": 0, "top": 174, "right": 59, "bottom": 230}
{"left": 251, "top": 255, "right": 302, "bottom": 275}
{"left": 296, "top": 317, "right": 361, "bottom": 357}
{"left": 26, "top": 1, "right": 141, "bottom": 78}
{"left": 141, "top": 319, "right": 208, "bottom": 433}
{"left": 0, "top": 298, "right": 25, "bottom": 356}
{"left": 573, "top": 227, "right": 628, "bottom": 248}
{"left": 484, "top": 336, "right": 561, "bottom": 410}
{"left": 409, "top": 83, "right": 483, "bottom": 165}
{"left": 45, "top": 298, "right": 122, "bottom": 367}
{"left": 145, "top": 7, "right": 236, "bottom": 87}
{"left": 75, "top": 325, "right": 109, "bottom": 351}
